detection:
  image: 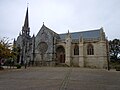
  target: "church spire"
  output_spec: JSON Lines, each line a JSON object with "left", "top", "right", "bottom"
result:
{"left": 22, "top": 7, "right": 30, "bottom": 36}
{"left": 24, "top": 7, "right": 29, "bottom": 28}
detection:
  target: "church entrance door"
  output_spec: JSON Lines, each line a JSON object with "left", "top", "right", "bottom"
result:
{"left": 56, "top": 46, "right": 65, "bottom": 63}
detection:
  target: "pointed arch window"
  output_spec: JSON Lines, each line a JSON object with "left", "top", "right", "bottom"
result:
{"left": 74, "top": 44, "right": 79, "bottom": 55}
{"left": 87, "top": 44, "right": 94, "bottom": 55}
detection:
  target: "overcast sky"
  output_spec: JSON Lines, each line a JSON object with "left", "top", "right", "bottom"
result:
{"left": 0, "top": 0, "right": 120, "bottom": 41}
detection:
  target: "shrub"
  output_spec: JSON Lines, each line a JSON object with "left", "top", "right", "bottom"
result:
{"left": 116, "top": 66, "right": 120, "bottom": 71}
{"left": 0, "top": 66, "right": 4, "bottom": 70}
{"left": 16, "top": 64, "right": 21, "bottom": 69}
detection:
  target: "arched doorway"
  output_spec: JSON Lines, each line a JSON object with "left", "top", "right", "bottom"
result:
{"left": 56, "top": 46, "right": 65, "bottom": 63}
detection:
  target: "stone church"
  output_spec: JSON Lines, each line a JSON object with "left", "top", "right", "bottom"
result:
{"left": 15, "top": 8, "right": 109, "bottom": 68}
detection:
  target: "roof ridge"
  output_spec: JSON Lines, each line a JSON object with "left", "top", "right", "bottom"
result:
{"left": 59, "top": 28, "right": 101, "bottom": 35}
{"left": 43, "top": 24, "right": 59, "bottom": 35}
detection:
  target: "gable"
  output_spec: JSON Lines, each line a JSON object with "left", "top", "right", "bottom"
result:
{"left": 35, "top": 24, "right": 60, "bottom": 47}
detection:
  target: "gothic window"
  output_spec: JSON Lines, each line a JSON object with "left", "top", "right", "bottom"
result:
{"left": 37, "top": 42, "right": 48, "bottom": 54}
{"left": 87, "top": 44, "right": 94, "bottom": 55}
{"left": 74, "top": 44, "right": 79, "bottom": 55}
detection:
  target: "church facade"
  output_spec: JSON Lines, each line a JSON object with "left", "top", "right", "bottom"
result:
{"left": 15, "top": 8, "right": 109, "bottom": 68}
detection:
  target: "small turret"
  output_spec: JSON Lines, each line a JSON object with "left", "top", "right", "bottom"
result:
{"left": 100, "top": 27, "right": 105, "bottom": 41}
{"left": 79, "top": 34, "right": 83, "bottom": 43}
{"left": 13, "top": 38, "right": 16, "bottom": 45}
{"left": 66, "top": 30, "right": 71, "bottom": 38}
{"left": 19, "top": 32, "right": 21, "bottom": 36}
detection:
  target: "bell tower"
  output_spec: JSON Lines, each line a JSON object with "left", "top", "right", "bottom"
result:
{"left": 19, "top": 7, "right": 31, "bottom": 65}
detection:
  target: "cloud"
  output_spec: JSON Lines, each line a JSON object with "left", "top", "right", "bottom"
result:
{"left": 0, "top": 0, "right": 120, "bottom": 40}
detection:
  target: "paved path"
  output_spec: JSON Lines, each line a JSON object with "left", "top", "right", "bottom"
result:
{"left": 0, "top": 67, "right": 120, "bottom": 90}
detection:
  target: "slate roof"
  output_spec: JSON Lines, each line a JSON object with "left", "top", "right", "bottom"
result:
{"left": 59, "top": 28, "right": 103, "bottom": 40}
